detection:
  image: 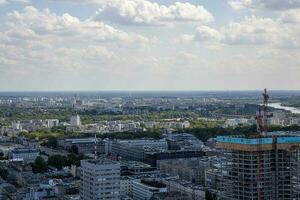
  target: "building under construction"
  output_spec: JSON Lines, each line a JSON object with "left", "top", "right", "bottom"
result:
{"left": 217, "top": 135, "right": 300, "bottom": 199}
{"left": 216, "top": 89, "right": 300, "bottom": 200}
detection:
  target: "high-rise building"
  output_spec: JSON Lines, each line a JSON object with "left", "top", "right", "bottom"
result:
{"left": 70, "top": 115, "right": 81, "bottom": 126}
{"left": 216, "top": 135, "right": 300, "bottom": 200}
{"left": 80, "top": 159, "right": 121, "bottom": 200}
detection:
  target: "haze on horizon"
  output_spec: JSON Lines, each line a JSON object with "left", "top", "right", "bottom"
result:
{"left": 0, "top": 0, "right": 299, "bottom": 91}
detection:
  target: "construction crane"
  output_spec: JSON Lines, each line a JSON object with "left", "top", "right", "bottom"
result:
{"left": 256, "top": 88, "right": 273, "bottom": 135}
{"left": 255, "top": 89, "right": 273, "bottom": 200}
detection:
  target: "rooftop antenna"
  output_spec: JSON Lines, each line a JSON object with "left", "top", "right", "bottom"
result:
{"left": 94, "top": 134, "right": 98, "bottom": 160}
{"left": 256, "top": 88, "right": 273, "bottom": 135}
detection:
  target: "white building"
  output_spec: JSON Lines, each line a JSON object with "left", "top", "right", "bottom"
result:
{"left": 45, "top": 119, "right": 59, "bottom": 128}
{"left": 132, "top": 179, "right": 167, "bottom": 200}
{"left": 11, "top": 148, "right": 39, "bottom": 162}
{"left": 80, "top": 159, "right": 120, "bottom": 200}
{"left": 12, "top": 121, "right": 21, "bottom": 130}
{"left": 70, "top": 115, "right": 81, "bottom": 126}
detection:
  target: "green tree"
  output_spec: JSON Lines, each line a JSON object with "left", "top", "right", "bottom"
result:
{"left": 31, "top": 156, "right": 48, "bottom": 174}
{"left": 0, "top": 167, "right": 8, "bottom": 180}
{"left": 70, "top": 145, "right": 79, "bottom": 154}
{"left": 47, "top": 155, "right": 67, "bottom": 169}
{"left": 45, "top": 137, "right": 58, "bottom": 148}
{"left": 66, "top": 153, "right": 90, "bottom": 167}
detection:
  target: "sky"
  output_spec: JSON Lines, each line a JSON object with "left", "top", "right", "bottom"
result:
{"left": 0, "top": 0, "right": 299, "bottom": 91}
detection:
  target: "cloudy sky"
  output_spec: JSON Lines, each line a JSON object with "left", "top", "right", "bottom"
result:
{"left": 0, "top": 0, "right": 299, "bottom": 91}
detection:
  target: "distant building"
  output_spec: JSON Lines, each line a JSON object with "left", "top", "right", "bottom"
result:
{"left": 80, "top": 159, "right": 120, "bottom": 200}
{"left": 111, "top": 139, "right": 168, "bottom": 162}
{"left": 144, "top": 150, "right": 205, "bottom": 167}
{"left": 12, "top": 121, "right": 21, "bottom": 130}
{"left": 63, "top": 138, "right": 105, "bottom": 154}
{"left": 11, "top": 148, "right": 39, "bottom": 162}
{"left": 45, "top": 119, "right": 59, "bottom": 128}
{"left": 70, "top": 115, "right": 81, "bottom": 126}
{"left": 111, "top": 139, "right": 204, "bottom": 167}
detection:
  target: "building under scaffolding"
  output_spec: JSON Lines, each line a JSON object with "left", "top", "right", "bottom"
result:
{"left": 216, "top": 135, "right": 300, "bottom": 200}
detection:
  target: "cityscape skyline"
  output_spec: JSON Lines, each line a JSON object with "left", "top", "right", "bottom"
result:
{"left": 0, "top": 0, "right": 299, "bottom": 91}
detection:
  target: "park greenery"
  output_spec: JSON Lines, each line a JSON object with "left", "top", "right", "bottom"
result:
{"left": 17, "top": 116, "right": 300, "bottom": 143}
{"left": 0, "top": 102, "right": 262, "bottom": 127}
{"left": 31, "top": 153, "right": 90, "bottom": 173}
{"left": 47, "top": 154, "right": 90, "bottom": 169}
{"left": 31, "top": 156, "right": 48, "bottom": 174}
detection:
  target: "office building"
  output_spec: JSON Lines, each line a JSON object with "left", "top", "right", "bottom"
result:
{"left": 11, "top": 148, "right": 39, "bottom": 162}
{"left": 63, "top": 138, "right": 105, "bottom": 154}
{"left": 80, "top": 159, "right": 120, "bottom": 200}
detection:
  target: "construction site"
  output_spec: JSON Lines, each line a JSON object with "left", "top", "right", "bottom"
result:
{"left": 216, "top": 89, "right": 300, "bottom": 200}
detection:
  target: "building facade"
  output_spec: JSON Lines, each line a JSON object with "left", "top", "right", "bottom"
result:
{"left": 11, "top": 148, "right": 39, "bottom": 162}
{"left": 80, "top": 159, "right": 120, "bottom": 200}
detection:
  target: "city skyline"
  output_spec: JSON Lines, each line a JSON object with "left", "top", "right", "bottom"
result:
{"left": 0, "top": 0, "right": 299, "bottom": 91}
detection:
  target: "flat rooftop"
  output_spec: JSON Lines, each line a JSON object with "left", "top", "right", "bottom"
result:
{"left": 216, "top": 135, "right": 300, "bottom": 151}
{"left": 216, "top": 136, "right": 300, "bottom": 145}
{"left": 83, "top": 158, "right": 118, "bottom": 165}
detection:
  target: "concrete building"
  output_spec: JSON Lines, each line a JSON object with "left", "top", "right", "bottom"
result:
{"left": 111, "top": 139, "right": 204, "bottom": 166}
{"left": 205, "top": 168, "right": 223, "bottom": 191}
{"left": 216, "top": 135, "right": 300, "bottom": 200}
{"left": 11, "top": 148, "right": 39, "bottom": 162}
{"left": 111, "top": 139, "right": 168, "bottom": 162}
{"left": 151, "top": 191, "right": 189, "bottom": 200}
{"left": 132, "top": 179, "right": 167, "bottom": 200}
{"left": 144, "top": 150, "right": 205, "bottom": 167}
{"left": 80, "top": 159, "right": 120, "bottom": 200}
{"left": 12, "top": 121, "right": 22, "bottom": 130}
{"left": 161, "top": 178, "right": 206, "bottom": 200}
{"left": 63, "top": 138, "right": 105, "bottom": 154}
{"left": 158, "top": 157, "right": 212, "bottom": 186}
{"left": 70, "top": 115, "right": 81, "bottom": 127}
{"left": 45, "top": 119, "right": 59, "bottom": 128}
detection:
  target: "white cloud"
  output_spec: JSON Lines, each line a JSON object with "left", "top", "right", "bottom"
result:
{"left": 181, "top": 15, "right": 300, "bottom": 48}
{"left": 5, "top": 6, "right": 148, "bottom": 44}
{"left": 280, "top": 9, "right": 300, "bottom": 23}
{"left": 92, "top": 0, "right": 214, "bottom": 26}
{"left": 0, "top": 0, "right": 30, "bottom": 5}
{"left": 180, "top": 26, "right": 223, "bottom": 42}
{"left": 228, "top": 0, "right": 300, "bottom": 11}
{"left": 0, "top": 6, "right": 150, "bottom": 73}
{"left": 222, "top": 16, "right": 279, "bottom": 45}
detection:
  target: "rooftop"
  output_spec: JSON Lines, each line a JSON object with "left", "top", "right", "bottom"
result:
{"left": 83, "top": 158, "right": 118, "bottom": 165}
{"left": 216, "top": 135, "right": 300, "bottom": 145}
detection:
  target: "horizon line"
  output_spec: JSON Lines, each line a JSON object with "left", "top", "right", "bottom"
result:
{"left": 0, "top": 89, "right": 300, "bottom": 93}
